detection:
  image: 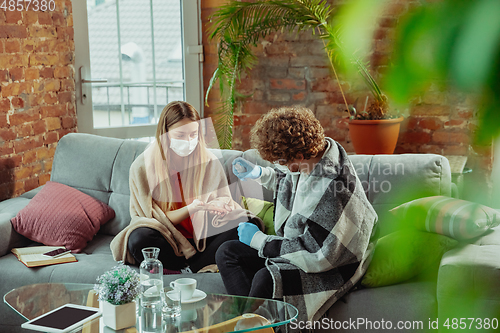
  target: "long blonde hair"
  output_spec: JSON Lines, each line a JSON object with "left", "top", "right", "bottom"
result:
{"left": 148, "top": 101, "right": 209, "bottom": 212}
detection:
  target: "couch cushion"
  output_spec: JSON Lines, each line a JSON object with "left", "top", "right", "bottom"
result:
{"left": 321, "top": 280, "right": 437, "bottom": 333}
{"left": 390, "top": 196, "right": 500, "bottom": 240}
{"left": 361, "top": 230, "right": 458, "bottom": 287}
{"left": 11, "top": 181, "right": 115, "bottom": 252}
{"left": 51, "top": 133, "right": 148, "bottom": 236}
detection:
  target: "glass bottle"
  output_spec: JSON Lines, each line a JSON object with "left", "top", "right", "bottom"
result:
{"left": 139, "top": 247, "right": 164, "bottom": 309}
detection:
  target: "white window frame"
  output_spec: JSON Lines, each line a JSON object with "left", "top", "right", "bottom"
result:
{"left": 72, "top": 0, "right": 204, "bottom": 139}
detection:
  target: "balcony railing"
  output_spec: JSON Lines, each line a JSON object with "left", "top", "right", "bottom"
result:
{"left": 90, "top": 81, "right": 184, "bottom": 127}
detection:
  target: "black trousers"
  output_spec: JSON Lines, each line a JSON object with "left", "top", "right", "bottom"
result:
{"left": 128, "top": 226, "right": 239, "bottom": 273}
{"left": 215, "top": 240, "right": 274, "bottom": 299}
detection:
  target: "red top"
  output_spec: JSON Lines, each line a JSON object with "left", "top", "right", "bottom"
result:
{"left": 171, "top": 172, "right": 194, "bottom": 239}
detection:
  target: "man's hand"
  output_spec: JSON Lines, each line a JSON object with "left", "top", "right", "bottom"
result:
{"left": 238, "top": 222, "right": 260, "bottom": 246}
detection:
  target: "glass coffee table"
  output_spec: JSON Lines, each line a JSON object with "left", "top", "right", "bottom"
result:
{"left": 4, "top": 283, "right": 298, "bottom": 333}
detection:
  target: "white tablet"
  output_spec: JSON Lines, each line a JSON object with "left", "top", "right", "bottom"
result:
{"left": 21, "top": 303, "right": 101, "bottom": 333}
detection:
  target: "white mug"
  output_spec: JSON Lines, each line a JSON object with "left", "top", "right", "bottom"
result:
{"left": 170, "top": 278, "right": 197, "bottom": 301}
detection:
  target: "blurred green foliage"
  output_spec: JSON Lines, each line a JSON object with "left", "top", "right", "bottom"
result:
{"left": 337, "top": 0, "right": 500, "bottom": 144}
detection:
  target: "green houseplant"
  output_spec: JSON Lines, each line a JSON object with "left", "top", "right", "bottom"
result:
{"left": 206, "top": 0, "right": 403, "bottom": 153}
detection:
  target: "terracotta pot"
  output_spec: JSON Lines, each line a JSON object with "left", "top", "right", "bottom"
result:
{"left": 348, "top": 117, "right": 404, "bottom": 154}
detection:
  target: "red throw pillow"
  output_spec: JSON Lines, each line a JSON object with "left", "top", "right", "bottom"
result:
{"left": 11, "top": 181, "right": 115, "bottom": 252}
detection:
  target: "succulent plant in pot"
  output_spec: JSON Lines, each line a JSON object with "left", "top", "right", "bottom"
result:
{"left": 206, "top": 0, "right": 403, "bottom": 153}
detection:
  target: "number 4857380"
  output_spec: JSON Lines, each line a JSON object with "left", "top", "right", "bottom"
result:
{"left": 0, "top": 0, "right": 56, "bottom": 11}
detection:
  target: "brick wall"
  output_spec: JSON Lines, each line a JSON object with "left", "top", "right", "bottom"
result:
{"left": 201, "top": 0, "right": 493, "bottom": 201}
{"left": 0, "top": 1, "right": 76, "bottom": 201}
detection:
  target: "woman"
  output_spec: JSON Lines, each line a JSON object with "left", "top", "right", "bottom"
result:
{"left": 111, "top": 101, "right": 262, "bottom": 273}
{"left": 216, "top": 106, "right": 377, "bottom": 322}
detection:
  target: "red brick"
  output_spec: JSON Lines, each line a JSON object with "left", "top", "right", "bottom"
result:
{"left": 0, "top": 114, "right": 7, "bottom": 127}
{"left": 29, "top": 26, "right": 57, "bottom": 38}
{"left": 13, "top": 137, "right": 41, "bottom": 153}
{"left": 4, "top": 39, "right": 21, "bottom": 53}
{"left": 292, "top": 91, "right": 306, "bottom": 101}
{"left": 44, "top": 131, "right": 58, "bottom": 145}
{"left": 57, "top": 129, "right": 75, "bottom": 140}
{"left": 61, "top": 116, "right": 75, "bottom": 129}
{"left": 58, "top": 91, "right": 72, "bottom": 104}
{"left": 0, "top": 69, "right": 8, "bottom": 81}
{"left": 41, "top": 104, "right": 66, "bottom": 117}
{"left": 23, "top": 11, "right": 38, "bottom": 25}
{"left": 56, "top": 27, "right": 74, "bottom": 40}
{"left": 32, "top": 162, "right": 42, "bottom": 175}
{"left": 0, "top": 98, "right": 11, "bottom": 113}
{"left": 35, "top": 39, "right": 57, "bottom": 53}
{"left": 444, "top": 119, "right": 464, "bottom": 127}
{"left": 9, "top": 67, "right": 24, "bottom": 81}
{"left": 419, "top": 117, "right": 443, "bottom": 130}
{"left": 34, "top": 79, "right": 60, "bottom": 93}
{"left": 24, "top": 177, "right": 39, "bottom": 192}
{"left": 270, "top": 79, "right": 306, "bottom": 90}
{"left": 432, "top": 131, "right": 470, "bottom": 145}
{"left": 11, "top": 97, "right": 25, "bottom": 109}
{"left": 401, "top": 131, "right": 432, "bottom": 144}
{"left": 36, "top": 146, "right": 52, "bottom": 160}
{"left": 412, "top": 104, "right": 451, "bottom": 116}
{"left": 9, "top": 109, "right": 40, "bottom": 126}
{"left": 52, "top": 12, "right": 65, "bottom": 26}
{"left": 0, "top": 142, "right": 14, "bottom": 155}
{"left": 15, "top": 123, "right": 33, "bottom": 138}
{"left": 32, "top": 120, "right": 47, "bottom": 135}
{"left": 44, "top": 93, "right": 58, "bottom": 105}
{"left": 0, "top": 25, "right": 28, "bottom": 38}
{"left": 0, "top": 54, "right": 29, "bottom": 69}
{"left": 29, "top": 53, "right": 59, "bottom": 66}
{"left": 457, "top": 111, "right": 473, "bottom": 119}
{"left": 45, "top": 117, "right": 61, "bottom": 131}
{"left": 14, "top": 166, "right": 33, "bottom": 180}
{"left": 23, "top": 150, "right": 38, "bottom": 164}
{"left": 25, "top": 68, "right": 39, "bottom": 81}
{"left": 60, "top": 78, "right": 75, "bottom": 91}
{"left": 60, "top": 52, "right": 74, "bottom": 65}
{"left": 38, "top": 12, "right": 53, "bottom": 25}
{"left": 0, "top": 129, "right": 16, "bottom": 141}
{"left": 442, "top": 145, "right": 468, "bottom": 155}
{"left": 28, "top": 94, "right": 44, "bottom": 107}
{"left": 39, "top": 173, "right": 51, "bottom": 185}
{"left": 54, "top": 66, "right": 71, "bottom": 78}
{"left": 5, "top": 11, "right": 22, "bottom": 24}
{"left": 22, "top": 39, "right": 35, "bottom": 52}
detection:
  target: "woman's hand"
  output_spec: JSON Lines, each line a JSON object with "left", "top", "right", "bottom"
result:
{"left": 188, "top": 199, "right": 206, "bottom": 213}
{"left": 188, "top": 200, "right": 230, "bottom": 217}
{"left": 206, "top": 202, "right": 232, "bottom": 217}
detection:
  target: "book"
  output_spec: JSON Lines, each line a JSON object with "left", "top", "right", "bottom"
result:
{"left": 11, "top": 246, "right": 77, "bottom": 268}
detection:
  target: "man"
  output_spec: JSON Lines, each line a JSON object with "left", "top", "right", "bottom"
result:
{"left": 216, "top": 106, "right": 378, "bottom": 323}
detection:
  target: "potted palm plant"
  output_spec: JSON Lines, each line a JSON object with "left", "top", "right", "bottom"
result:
{"left": 206, "top": 0, "right": 403, "bottom": 154}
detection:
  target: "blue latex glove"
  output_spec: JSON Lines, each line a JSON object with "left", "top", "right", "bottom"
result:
{"left": 232, "top": 157, "right": 262, "bottom": 181}
{"left": 238, "top": 222, "right": 260, "bottom": 246}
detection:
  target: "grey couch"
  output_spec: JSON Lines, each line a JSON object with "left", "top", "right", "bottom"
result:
{"left": 1, "top": 133, "right": 499, "bottom": 333}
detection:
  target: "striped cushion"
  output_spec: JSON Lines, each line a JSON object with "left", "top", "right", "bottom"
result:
{"left": 390, "top": 196, "right": 500, "bottom": 240}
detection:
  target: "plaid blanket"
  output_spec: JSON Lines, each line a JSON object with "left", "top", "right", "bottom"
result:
{"left": 250, "top": 138, "right": 378, "bottom": 322}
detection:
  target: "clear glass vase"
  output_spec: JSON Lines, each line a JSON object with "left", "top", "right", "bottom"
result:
{"left": 139, "top": 247, "right": 164, "bottom": 309}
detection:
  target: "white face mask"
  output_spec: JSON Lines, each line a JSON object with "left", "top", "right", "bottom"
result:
{"left": 170, "top": 137, "right": 198, "bottom": 157}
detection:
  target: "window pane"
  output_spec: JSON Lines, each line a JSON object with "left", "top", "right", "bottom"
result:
{"left": 86, "top": 0, "right": 184, "bottom": 128}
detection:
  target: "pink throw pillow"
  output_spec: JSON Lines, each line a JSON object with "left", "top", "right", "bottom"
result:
{"left": 11, "top": 181, "right": 115, "bottom": 252}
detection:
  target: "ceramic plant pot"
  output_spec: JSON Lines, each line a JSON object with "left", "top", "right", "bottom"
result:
{"left": 348, "top": 117, "right": 404, "bottom": 154}
{"left": 102, "top": 300, "right": 136, "bottom": 330}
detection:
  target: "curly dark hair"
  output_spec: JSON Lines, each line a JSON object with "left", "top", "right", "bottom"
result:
{"left": 250, "top": 106, "right": 326, "bottom": 163}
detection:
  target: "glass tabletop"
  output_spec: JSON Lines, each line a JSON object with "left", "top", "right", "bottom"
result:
{"left": 4, "top": 283, "right": 298, "bottom": 333}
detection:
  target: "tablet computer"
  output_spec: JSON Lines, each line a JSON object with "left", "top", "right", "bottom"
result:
{"left": 21, "top": 304, "right": 101, "bottom": 333}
